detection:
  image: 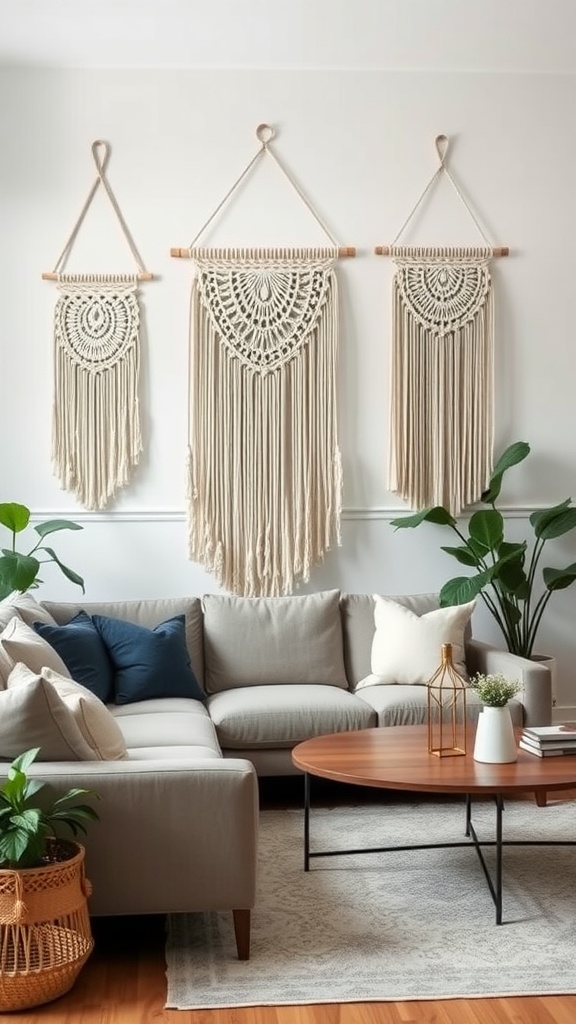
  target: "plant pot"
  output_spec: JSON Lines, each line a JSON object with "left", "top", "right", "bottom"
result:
{"left": 0, "top": 839, "right": 93, "bottom": 1011}
{"left": 473, "top": 705, "right": 518, "bottom": 764}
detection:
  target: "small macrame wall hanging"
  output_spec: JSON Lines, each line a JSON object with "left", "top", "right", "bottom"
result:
{"left": 172, "top": 124, "right": 355, "bottom": 597}
{"left": 375, "top": 135, "right": 509, "bottom": 516}
{"left": 43, "top": 140, "right": 153, "bottom": 511}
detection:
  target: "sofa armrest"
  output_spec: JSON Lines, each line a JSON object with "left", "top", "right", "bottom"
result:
{"left": 0, "top": 758, "right": 259, "bottom": 918}
{"left": 465, "top": 639, "right": 552, "bottom": 727}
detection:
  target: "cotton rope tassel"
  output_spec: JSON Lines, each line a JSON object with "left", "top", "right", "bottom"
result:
{"left": 388, "top": 246, "right": 495, "bottom": 516}
{"left": 52, "top": 274, "right": 142, "bottom": 510}
{"left": 187, "top": 247, "right": 342, "bottom": 597}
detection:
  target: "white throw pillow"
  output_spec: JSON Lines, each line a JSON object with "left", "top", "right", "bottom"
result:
{"left": 39, "top": 665, "right": 128, "bottom": 761}
{"left": 355, "top": 596, "right": 475, "bottom": 689}
{"left": 0, "top": 667, "right": 96, "bottom": 760}
{"left": 0, "top": 591, "right": 58, "bottom": 630}
{"left": 0, "top": 616, "right": 71, "bottom": 679}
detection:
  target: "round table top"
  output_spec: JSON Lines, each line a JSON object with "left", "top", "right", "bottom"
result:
{"left": 291, "top": 726, "right": 576, "bottom": 796}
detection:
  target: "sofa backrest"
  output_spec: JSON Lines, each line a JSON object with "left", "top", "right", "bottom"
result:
{"left": 202, "top": 590, "right": 348, "bottom": 693}
{"left": 340, "top": 593, "right": 450, "bottom": 688}
{"left": 42, "top": 598, "right": 205, "bottom": 689}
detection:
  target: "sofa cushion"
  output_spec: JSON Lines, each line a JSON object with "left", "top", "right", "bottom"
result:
{"left": 34, "top": 611, "right": 114, "bottom": 702}
{"left": 0, "top": 665, "right": 96, "bottom": 760}
{"left": 0, "top": 591, "right": 57, "bottom": 629}
{"left": 111, "top": 698, "right": 221, "bottom": 756}
{"left": 41, "top": 597, "right": 205, "bottom": 689}
{"left": 203, "top": 590, "right": 348, "bottom": 694}
{"left": 207, "top": 683, "right": 376, "bottom": 749}
{"left": 355, "top": 683, "right": 524, "bottom": 729}
{"left": 0, "top": 616, "right": 71, "bottom": 680}
{"left": 92, "top": 614, "right": 205, "bottom": 705}
{"left": 355, "top": 596, "right": 475, "bottom": 689}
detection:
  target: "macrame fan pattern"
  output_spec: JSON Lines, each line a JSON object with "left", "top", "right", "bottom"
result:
{"left": 188, "top": 248, "right": 342, "bottom": 597}
{"left": 389, "top": 246, "right": 494, "bottom": 515}
{"left": 52, "top": 274, "right": 142, "bottom": 510}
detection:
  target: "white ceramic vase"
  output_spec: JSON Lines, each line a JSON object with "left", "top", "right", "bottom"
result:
{"left": 473, "top": 704, "right": 518, "bottom": 764}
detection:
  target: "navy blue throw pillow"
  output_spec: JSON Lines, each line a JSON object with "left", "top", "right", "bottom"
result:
{"left": 91, "top": 613, "right": 205, "bottom": 705}
{"left": 34, "top": 610, "right": 114, "bottom": 702}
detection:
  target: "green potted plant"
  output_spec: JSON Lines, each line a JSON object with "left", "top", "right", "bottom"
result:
{"left": 0, "top": 502, "right": 84, "bottom": 599}
{"left": 0, "top": 748, "right": 99, "bottom": 1011}
{"left": 470, "top": 672, "right": 521, "bottom": 707}
{"left": 469, "top": 673, "right": 522, "bottom": 765}
{"left": 390, "top": 441, "right": 576, "bottom": 659}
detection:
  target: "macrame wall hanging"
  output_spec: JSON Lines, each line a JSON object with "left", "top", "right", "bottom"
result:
{"left": 171, "top": 124, "right": 355, "bottom": 597}
{"left": 43, "top": 140, "right": 153, "bottom": 511}
{"left": 375, "top": 135, "right": 509, "bottom": 516}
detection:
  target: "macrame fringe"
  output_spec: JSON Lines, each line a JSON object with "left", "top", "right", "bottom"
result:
{"left": 388, "top": 252, "right": 494, "bottom": 515}
{"left": 52, "top": 275, "right": 142, "bottom": 510}
{"left": 188, "top": 261, "right": 341, "bottom": 597}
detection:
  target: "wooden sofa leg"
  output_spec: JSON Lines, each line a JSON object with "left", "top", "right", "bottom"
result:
{"left": 233, "top": 908, "right": 251, "bottom": 960}
{"left": 535, "top": 790, "right": 548, "bottom": 808}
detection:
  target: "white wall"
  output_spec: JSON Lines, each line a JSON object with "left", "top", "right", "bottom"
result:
{"left": 1, "top": 5, "right": 576, "bottom": 713}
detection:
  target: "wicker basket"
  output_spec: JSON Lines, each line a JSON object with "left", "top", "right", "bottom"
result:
{"left": 0, "top": 841, "right": 93, "bottom": 1011}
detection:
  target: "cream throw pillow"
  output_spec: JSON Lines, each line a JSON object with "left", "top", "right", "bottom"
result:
{"left": 356, "top": 596, "right": 475, "bottom": 690}
{"left": 0, "top": 616, "right": 71, "bottom": 680}
{"left": 1, "top": 667, "right": 95, "bottom": 760}
{"left": 8, "top": 663, "right": 128, "bottom": 761}
{"left": 0, "top": 591, "right": 57, "bottom": 630}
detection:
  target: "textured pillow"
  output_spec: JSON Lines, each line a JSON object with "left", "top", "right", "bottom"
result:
{"left": 33, "top": 664, "right": 127, "bottom": 760}
{"left": 92, "top": 613, "right": 205, "bottom": 705}
{"left": 0, "top": 591, "right": 58, "bottom": 630}
{"left": 355, "top": 596, "right": 476, "bottom": 689}
{"left": 0, "top": 666, "right": 96, "bottom": 760}
{"left": 202, "top": 590, "right": 348, "bottom": 693}
{"left": 34, "top": 611, "right": 114, "bottom": 702}
{"left": 0, "top": 616, "right": 71, "bottom": 678}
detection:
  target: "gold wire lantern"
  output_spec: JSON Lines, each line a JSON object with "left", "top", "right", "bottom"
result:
{"left": 427, "top": 642, "right": 467, "bottom": 757}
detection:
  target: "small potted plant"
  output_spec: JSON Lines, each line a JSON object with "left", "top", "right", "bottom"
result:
{"left": 470, "top": 672, "right": 521, "bottom": 708}
{"left": 0, "top": 748, "right": 99, "bottom": 1011}
{"left": 469, "top": 673, "right": 521, "bottom": 764}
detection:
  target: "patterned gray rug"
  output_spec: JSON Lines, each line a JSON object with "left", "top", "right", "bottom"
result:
{"left": 165, "top": 797, "right": 576, "bottom": 1008}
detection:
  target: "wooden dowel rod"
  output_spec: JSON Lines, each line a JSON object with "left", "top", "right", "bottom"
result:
{"left": 170, "top": 246, "right": 357, "bottom": 258}
{"left": 42, "top": 271, "right": 154, "bottom": 281}
{"left": 374, "top": 245, "right": 509, "bottom": 257}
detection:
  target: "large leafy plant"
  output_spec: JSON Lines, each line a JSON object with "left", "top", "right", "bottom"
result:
{"left": 390, "top": 441, "right": 576, "bottom": 658}
{"left": 0, "top": 502, "right": 84, "bottom": 600}
{"left": 0, "top": 748, "right": 99, "bottom": 869}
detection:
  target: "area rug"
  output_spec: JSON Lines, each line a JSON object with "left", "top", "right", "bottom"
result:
{"left": 165, "top": 797, "right": 576, "bottom": 1008}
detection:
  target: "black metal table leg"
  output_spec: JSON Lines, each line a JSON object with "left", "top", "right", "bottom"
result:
{"left": 304, "top": 772, "right": 310, "bottom": 872}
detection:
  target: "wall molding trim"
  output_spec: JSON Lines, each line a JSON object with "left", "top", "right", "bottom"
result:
{"left": 29, "top": 505, "right": 551, "bottom": 524}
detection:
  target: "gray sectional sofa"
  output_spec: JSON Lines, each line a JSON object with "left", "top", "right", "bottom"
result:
{"left": 0, "top": 588, "right": 552, "bottom": 960}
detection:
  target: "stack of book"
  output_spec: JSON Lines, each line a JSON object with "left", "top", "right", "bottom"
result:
{"left": 519, "top": 723, "right": 576, "bottom": 757}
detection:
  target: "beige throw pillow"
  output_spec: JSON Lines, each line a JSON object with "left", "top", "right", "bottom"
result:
{"left": 0, "top": 667, "right": 96, "bottom": 760}
{"left": 8, "top": 663, "right": 128, "bottom": 761}
{"left": 355, "top": 596, "right": 475, "bottom": 689}
{"left": 0, "top": 616, "right": 71, "bottom": 679}
{"left": 0, "top": 591, "right": 58, "bottom": 630}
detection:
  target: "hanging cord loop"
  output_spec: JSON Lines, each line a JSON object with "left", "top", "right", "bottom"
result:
{"left": 183, "top": 124, "right": 350, "bottom": 255}
{"left": 44, "top": 140, "right": 152, "bottom": 280}
{"left": 387, "top": 134, "right": 497, "bottom": 253}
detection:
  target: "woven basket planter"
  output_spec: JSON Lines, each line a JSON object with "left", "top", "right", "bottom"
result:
{"left": 0, "top": 840, "right": 93, "bottom": 1011}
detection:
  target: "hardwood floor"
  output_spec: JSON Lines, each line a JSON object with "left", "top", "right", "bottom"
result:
{"left": 12, "top": 780, "right": 576, "bottom": 1024}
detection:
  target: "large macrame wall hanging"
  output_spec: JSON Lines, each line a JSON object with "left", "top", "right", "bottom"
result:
{"left": 375, "top": 135, "right": 509, "bottom": 516}
{"left": 172, "top": 124, "right": 355, "bottom": 597}
{"left": 42, "top": 140, "right": 153, "bottom": 510}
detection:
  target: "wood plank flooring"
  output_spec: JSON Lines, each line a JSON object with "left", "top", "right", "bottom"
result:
{"left": 11, "top": 779, "right": 576, "bottom": 1024}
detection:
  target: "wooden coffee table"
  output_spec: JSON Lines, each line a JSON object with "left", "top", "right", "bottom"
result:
{"left": 291, "top": 725, "right": 576, "bottom": 924}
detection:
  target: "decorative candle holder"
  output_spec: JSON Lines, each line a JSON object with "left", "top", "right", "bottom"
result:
{"left": 427, "top": 642, "right": 467, "bottom": 757}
